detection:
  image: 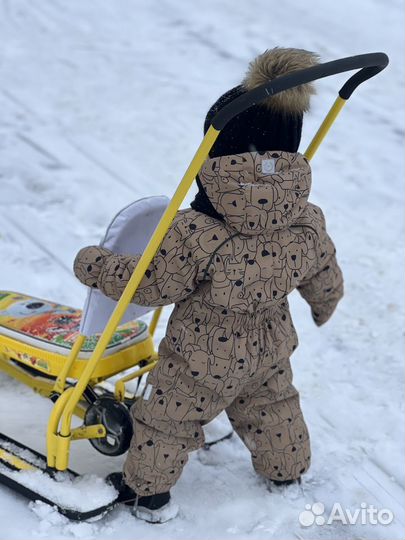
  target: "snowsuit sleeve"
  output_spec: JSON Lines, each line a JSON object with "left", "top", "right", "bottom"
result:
{"left": 297, "top": 208, "right": 344, "bottom": 326}
{"left": 73, "top": 213, "right": 206, "bottom": 307}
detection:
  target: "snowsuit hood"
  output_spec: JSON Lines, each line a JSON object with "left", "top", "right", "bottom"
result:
{"left": 199, "top": 151, "right": 311, "bottom": 236}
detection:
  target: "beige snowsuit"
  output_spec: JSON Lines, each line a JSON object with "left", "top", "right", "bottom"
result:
{"left": 74, "top": 150, "right": 344, "bottom": 495}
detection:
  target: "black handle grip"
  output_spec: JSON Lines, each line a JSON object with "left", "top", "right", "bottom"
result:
{"left": 211, "top": 52, "right": 389, "bottom": 130}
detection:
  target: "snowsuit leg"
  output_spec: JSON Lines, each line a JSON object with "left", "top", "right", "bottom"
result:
{"left": 123, "top": 338, "right": 231, "bottom": 495}
{"left": 226, "top": 357, "right": 311, "bottom": 482}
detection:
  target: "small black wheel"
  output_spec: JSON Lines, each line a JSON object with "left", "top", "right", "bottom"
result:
{"left": 84, "top": 396, "right": 133, "bottom": 456}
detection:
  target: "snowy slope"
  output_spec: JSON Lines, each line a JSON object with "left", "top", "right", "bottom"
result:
{"left": 0, "top": 0, "right": 404, "bottom": 538}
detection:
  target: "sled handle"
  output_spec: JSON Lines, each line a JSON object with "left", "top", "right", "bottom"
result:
{"left": 211, "top": 52, "right": 389, "bottom": 130}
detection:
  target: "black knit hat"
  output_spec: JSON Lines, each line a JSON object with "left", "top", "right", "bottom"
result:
{"left": 191, "top": 48, "right": 319, "bottom": 220}
{"left": 203, "top": 84, "right": 303, "bottom": 159}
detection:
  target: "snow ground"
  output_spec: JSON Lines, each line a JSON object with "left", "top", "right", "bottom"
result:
{"left": 0, "top": 0, "right": 404, "bottom": 538}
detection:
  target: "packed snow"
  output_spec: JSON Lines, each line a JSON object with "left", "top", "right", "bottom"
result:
{"left": 0, "top": 467, "right": 117, "bottom": 513}
{"left": 0, "top": 0, "right": 404, "bottom": 539}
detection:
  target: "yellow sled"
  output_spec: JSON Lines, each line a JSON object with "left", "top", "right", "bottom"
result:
{"left": 0, "top": 52, "right": 388, "bottom": 520}
{"left": 0, "top": 289, "right": 159, "bottom": 417}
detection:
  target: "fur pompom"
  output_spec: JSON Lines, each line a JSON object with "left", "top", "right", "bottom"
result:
{"left": 243, "top": 47, "right": 320, "bottom": 114}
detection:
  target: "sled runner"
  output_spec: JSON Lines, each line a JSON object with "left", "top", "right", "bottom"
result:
{"left": 0, "top": 52, "right": 388, "bottom": 520}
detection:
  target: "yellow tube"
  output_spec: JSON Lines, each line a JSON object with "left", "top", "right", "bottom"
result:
{"left": 148, "top": 307, "right": 162, "bottom": 338}
{"left": 58, "top": 125, "right": 220, "bottom": 440}
{"left": 55, "top": 434, "right": 71, "bottom": 471}
{"left": 304, "top": 96, "right": 346, "bottom": 161}
{"left": 70, "top": 424, "right": 106, "bottom": 441}
{"left": 46, "top": 387, "right": 75, "bottom": 467}
{"left": 53, "top": 334, "right": 85, "bottom": 394}
{"left": 114, "top": 359, "right": 158, "bottom": 400}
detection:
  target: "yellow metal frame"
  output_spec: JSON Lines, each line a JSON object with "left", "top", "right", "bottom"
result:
{"left": 0, "top": 95, "right": 346, "bottom": 473}
{"left": 114, "top": 356, "right": 158, "bottom": 402}
{"left": 304, "top": 97, "right": 346, "bottom": 160}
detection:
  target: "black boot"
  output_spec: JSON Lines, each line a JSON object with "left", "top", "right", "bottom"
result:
{"left": 107, "top": 472, "right": 178, "bottom": 523}
{"left": 269, "top": 477, "right": 301, "bottom": 487}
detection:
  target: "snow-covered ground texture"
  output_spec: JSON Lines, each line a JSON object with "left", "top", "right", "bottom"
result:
{"left": 0, "top": 0, "right": 404, "bottom": 538}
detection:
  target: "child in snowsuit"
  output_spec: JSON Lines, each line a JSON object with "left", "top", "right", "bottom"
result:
{"left": 74, "top": 48, "right": 344, "bottom": 522}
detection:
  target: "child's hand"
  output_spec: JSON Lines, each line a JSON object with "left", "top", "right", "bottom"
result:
{"left": 73, "top": 246, "right": 112, "bottom": 288}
